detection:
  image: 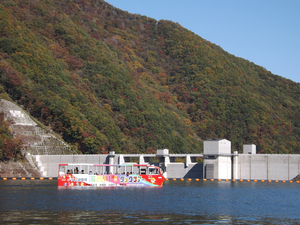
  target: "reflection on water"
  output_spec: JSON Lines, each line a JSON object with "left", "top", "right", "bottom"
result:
{"left": 1, "top": 210, "right": 292, "bottom": 224}
{"left": 0, "top": 180, "right": 299, "bottom": 224}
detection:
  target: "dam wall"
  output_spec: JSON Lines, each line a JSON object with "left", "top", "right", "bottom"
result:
{"left": 32, "top": 151, "right": 300, "bottom": 180}
{"left": 28, "top": 139, "right": 300, "bottom": 180}
{"left": 32, "top": 152, "right": 300, "bottom": 180}
{"left": 236, "top": 154, "right": 300, "bottom": 181}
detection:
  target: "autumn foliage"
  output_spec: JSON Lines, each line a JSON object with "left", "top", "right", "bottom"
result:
{"left": 0, "top": 112, "right": 21, "bottom": 160}
{"left": 0, "top": 0, "right": 299, "bottom": 155}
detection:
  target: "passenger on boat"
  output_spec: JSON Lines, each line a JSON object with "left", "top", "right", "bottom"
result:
{"left": 104, "top": 171, "right": 107, "bottom": 174}
{"left": 81, "top": 170, "right": 84, "bottom": 174}
{"left": 89, "top": 171, "right": 92, "bottom": 175}
{"left": 126, "top": 172, "right": 130, "bottom": 176}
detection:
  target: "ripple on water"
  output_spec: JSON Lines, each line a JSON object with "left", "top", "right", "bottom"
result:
{"left": 0, "top": 180, "right": 299, "bottom": 224}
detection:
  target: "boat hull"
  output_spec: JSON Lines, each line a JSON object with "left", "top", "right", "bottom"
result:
{"left": 58, "top": 173, "right": 164, "bottom": 187}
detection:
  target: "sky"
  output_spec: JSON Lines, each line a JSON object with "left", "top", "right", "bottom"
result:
{"left": 105, "top": 0, "right": 300, "bottom": 83}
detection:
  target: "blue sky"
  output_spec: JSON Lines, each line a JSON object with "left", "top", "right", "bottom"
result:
{"left": 105, "top": 0, "right": 300, "bottom": 83}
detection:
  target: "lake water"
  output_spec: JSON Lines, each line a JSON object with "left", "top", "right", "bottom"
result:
{"left": 0, "top": 179, "right": 299, "bottom": 224}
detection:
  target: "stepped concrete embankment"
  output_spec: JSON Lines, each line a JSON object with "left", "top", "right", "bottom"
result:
{"left": 0, "top": 99, "right": 75, "bottom": 177}
{"left": 0, "top": 99, "right": 73, "bottom": 156}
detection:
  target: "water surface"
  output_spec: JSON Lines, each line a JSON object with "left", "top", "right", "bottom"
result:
{"left": 0, "top": 179, "right": 299, "bottom": 224}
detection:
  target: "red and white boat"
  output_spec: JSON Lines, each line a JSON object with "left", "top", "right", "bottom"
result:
{"left": 58, "top": 163, "right": 165, "bottom": 187}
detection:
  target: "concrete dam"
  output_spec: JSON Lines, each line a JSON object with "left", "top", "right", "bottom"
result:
{"left": 33, "top": 139, "right": 300, "bottom": 181}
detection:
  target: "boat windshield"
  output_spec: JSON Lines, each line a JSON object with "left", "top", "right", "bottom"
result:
{"left": 149, "top": 167, "right": 160, "bottom": 175}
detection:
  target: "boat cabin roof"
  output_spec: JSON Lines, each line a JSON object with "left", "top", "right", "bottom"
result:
{"left": 59, "top": 163, "right": 156, "bottom": 167}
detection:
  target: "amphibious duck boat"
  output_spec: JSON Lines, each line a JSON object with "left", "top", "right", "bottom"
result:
{"left": 58, "top": 163, "right": 164, "bottom": 187}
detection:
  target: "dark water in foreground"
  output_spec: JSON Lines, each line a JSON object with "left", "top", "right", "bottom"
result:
{"left": 0, "top": 179, "right": 299, "bottom": 224}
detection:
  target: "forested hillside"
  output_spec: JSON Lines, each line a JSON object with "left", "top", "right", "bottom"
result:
{"left": 0, "top": 0, "right": 299, "bottom": 157}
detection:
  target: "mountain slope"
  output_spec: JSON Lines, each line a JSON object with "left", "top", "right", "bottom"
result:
{"left": 0, "top": 0, "right": 299, "bottom": 156}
